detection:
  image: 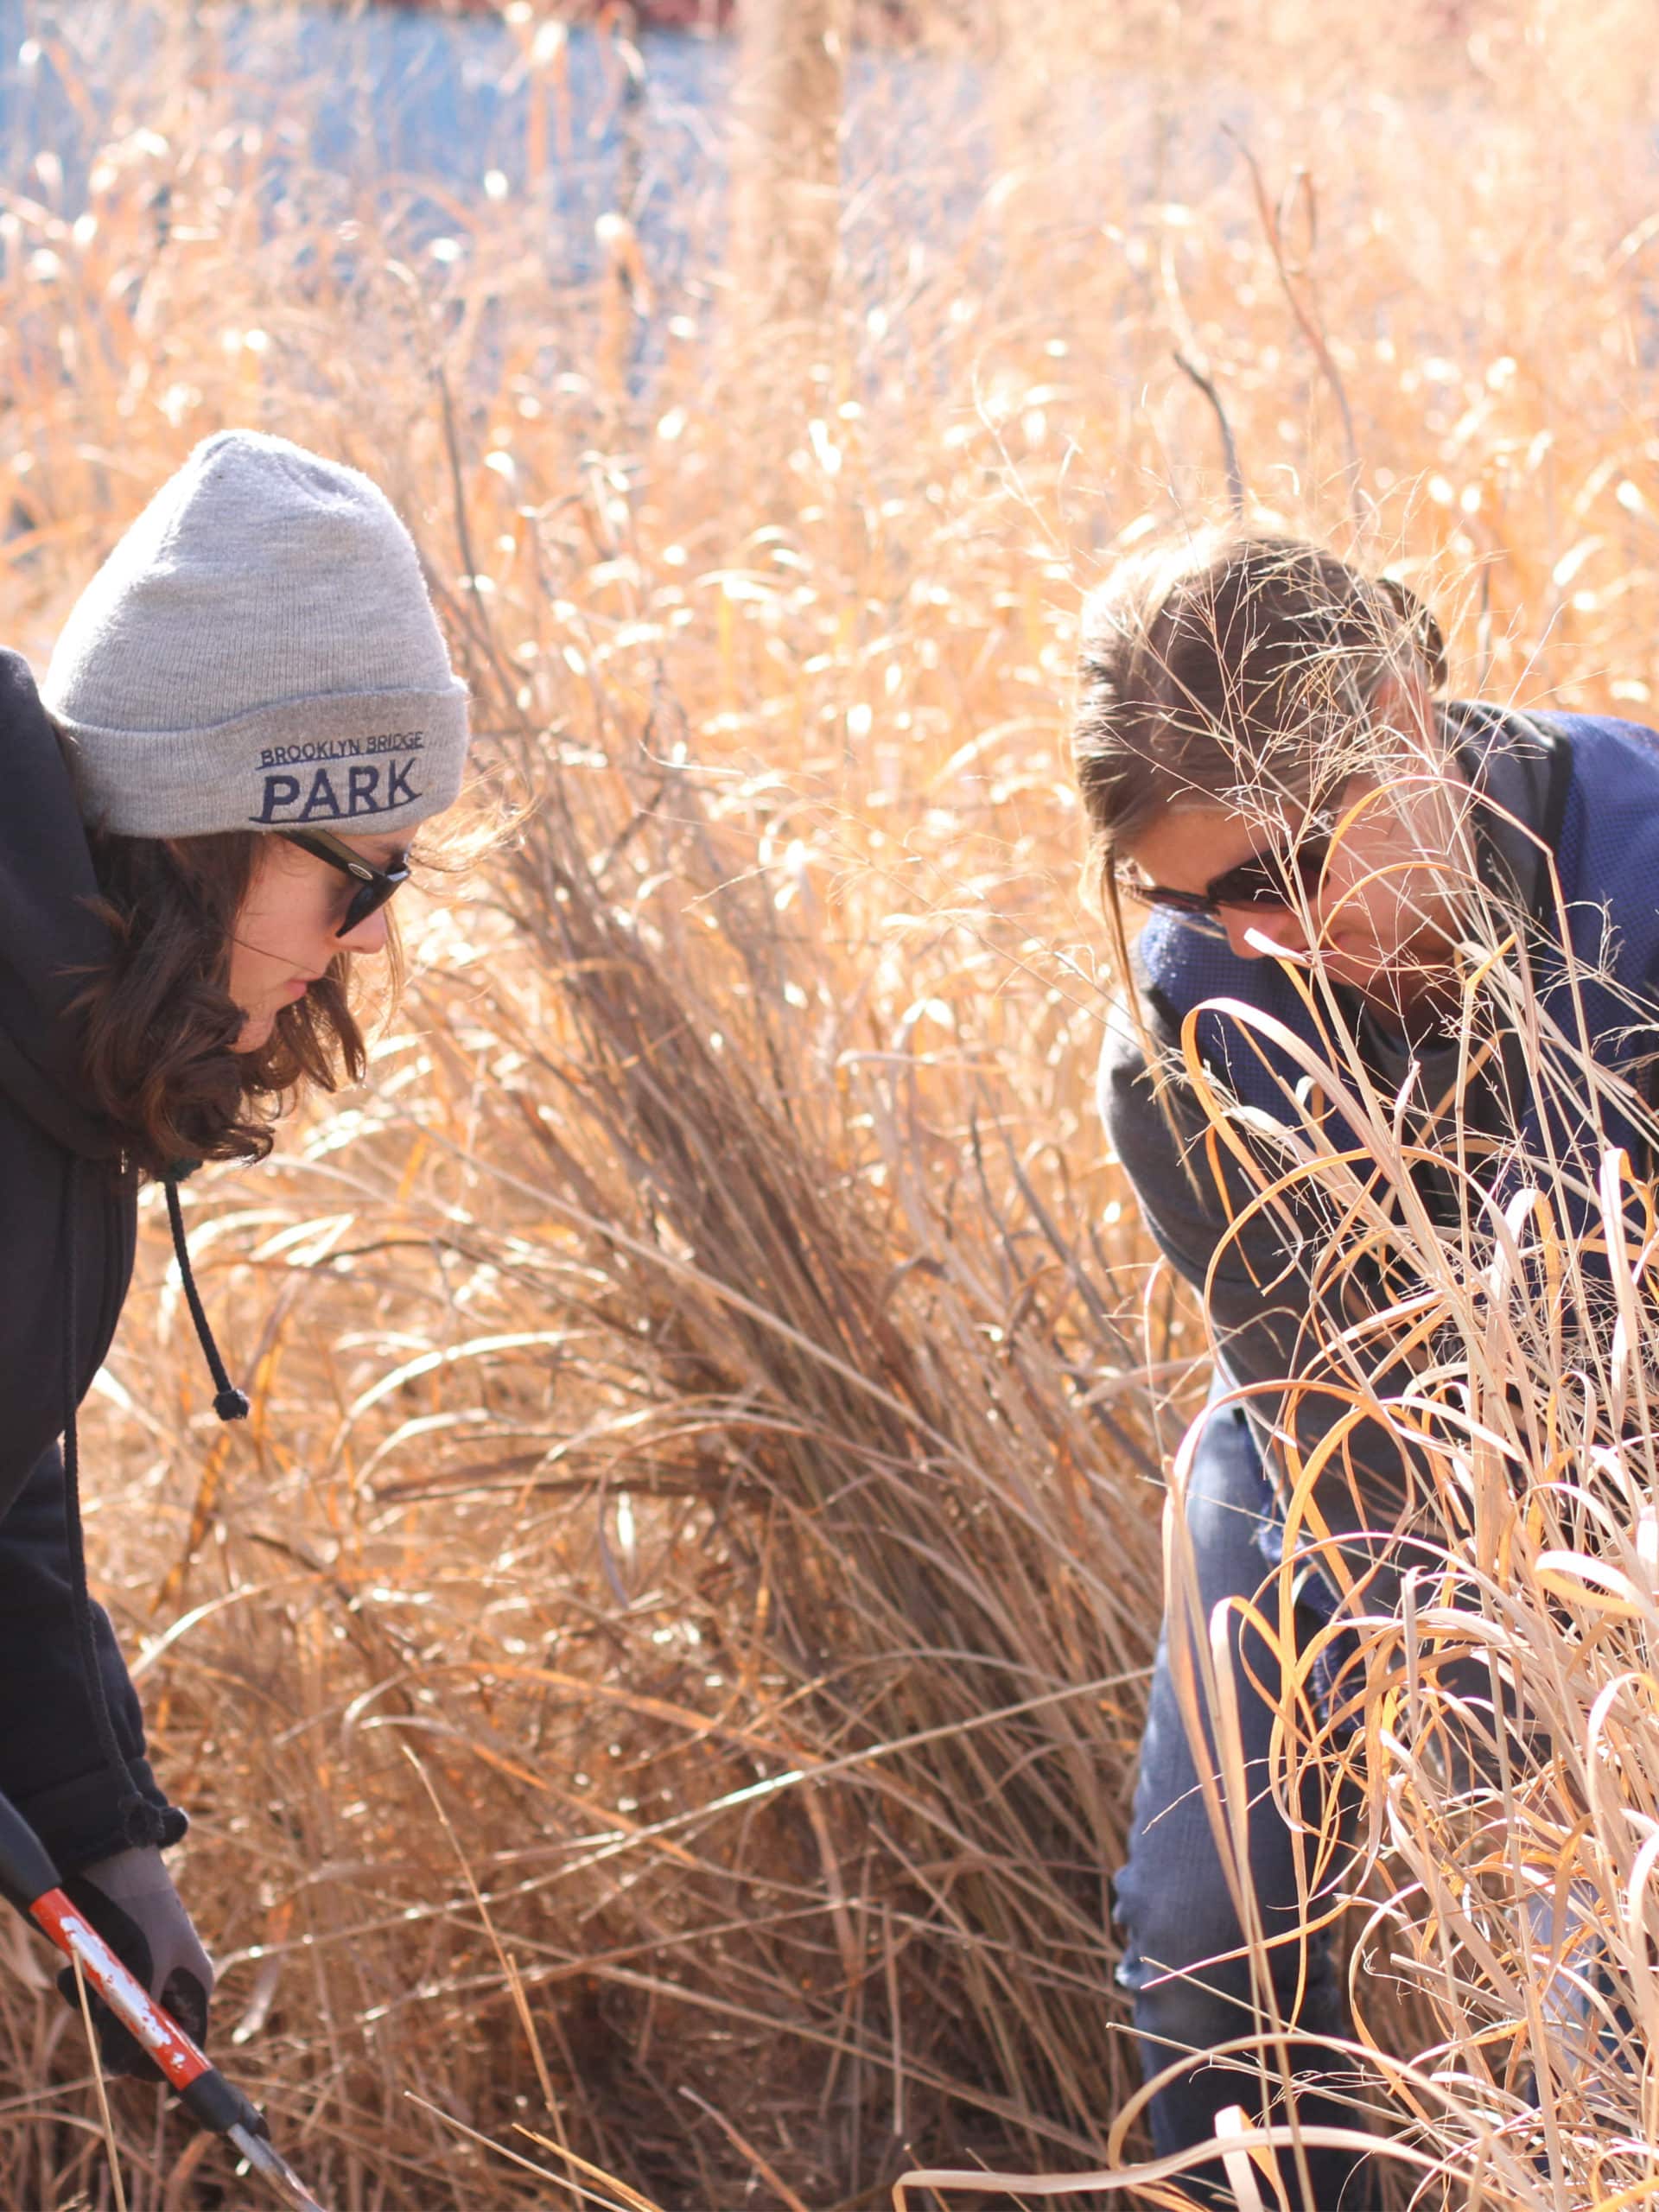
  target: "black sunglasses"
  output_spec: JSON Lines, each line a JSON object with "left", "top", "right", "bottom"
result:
{"left": 278, "top": 828, "right": 411, "bottom": 937}
{"left": 1118, "top": 816, "right": 1337, "bottom": 918}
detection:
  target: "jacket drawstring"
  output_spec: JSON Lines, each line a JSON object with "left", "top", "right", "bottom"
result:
{"left": 162, "top": 1175, "right": 251, "bottom": 1424}
{"left": 61, "top": 1162, "right": 247, "bottom": 1850}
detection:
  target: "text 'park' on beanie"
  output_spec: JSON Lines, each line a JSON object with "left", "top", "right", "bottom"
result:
{"left": 42, "top": 430, "right": 470, "bottom": 840}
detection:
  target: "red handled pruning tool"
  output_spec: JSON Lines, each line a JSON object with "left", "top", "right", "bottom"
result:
{"left": 0, "top": 1788, "right": 332, "bottom": 2212}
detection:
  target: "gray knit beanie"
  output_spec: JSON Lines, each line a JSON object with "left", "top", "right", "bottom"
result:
{"left": 43, "top": 430, "right": 470, "bottom": 839}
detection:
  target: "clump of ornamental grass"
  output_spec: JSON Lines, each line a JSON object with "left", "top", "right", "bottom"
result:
{"left": 899, "top": 740, "right": 1659, "bottom": 2211}
{"left": 1173, "top": 787, "right": 1659, "bottom": 2211}
{"left": 6, "top": 1, "right": 1659, "bottom": 2207}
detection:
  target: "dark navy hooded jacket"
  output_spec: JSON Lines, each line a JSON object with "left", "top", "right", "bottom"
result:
{"left": 0, "top": 648, "right": 184, "bottom": 1868}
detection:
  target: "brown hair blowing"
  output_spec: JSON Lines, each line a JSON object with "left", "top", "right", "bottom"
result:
{"left": 76, "top": 828, "right": 376, "bottom": 1179}
{"left": 1071, "top": 528, "right": 1449, "bottom": 878}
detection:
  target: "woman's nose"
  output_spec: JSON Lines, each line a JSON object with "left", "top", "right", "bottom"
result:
{"left": 1217, "top": 903, "right": 1309, "bottom": 961}
{"left": 339, "top": 904, "right": 391, "bottom": 956}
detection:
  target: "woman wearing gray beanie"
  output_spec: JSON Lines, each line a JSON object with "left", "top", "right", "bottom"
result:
{"left": 0, "top": 429, "right": 470, "bottom": 2082}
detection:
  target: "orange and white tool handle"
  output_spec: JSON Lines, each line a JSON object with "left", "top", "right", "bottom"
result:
{"left": 0, "top": 1790, "right": 265, "bottom": 2139}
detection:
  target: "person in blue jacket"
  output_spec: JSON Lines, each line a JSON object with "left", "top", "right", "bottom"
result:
{"left": 4, "top": 429, "right": 470, "bottom": 2075}
{"left": 1071, "top": 530, "right": 1659, "bottom": 2208}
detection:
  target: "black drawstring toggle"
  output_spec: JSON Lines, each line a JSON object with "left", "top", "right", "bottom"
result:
{"left": 118, "top": 1791, "right": 159, "bottom": 1848}
{"left": 162, "top": 1176, "right": 251, "bottom": 1425}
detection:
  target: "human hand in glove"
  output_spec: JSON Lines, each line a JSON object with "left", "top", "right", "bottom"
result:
{"left": 54, "top": 1846, "right": 215, "bottom": 2079}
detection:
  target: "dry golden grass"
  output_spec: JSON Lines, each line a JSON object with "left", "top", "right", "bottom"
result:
{"left": 5, "top": 2, "right": 1659, "bottom": 2206}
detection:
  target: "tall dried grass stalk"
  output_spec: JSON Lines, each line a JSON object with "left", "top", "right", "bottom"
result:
{"left": 731, "top": 0, "right": 847, "bottom": 333}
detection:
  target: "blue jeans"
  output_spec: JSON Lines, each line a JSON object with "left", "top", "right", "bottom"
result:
{"left": 1114, "top": 1383, "right": 1377, "bottom": 2210}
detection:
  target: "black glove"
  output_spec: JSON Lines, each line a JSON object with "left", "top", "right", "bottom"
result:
{"left": 54, "top": 1846, "right": 215, "bottom": 2081}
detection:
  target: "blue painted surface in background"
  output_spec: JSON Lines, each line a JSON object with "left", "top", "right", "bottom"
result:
{"left": 0, "top": 3, "right": 991, "bottom": 302}
{"left": 0, "top": 6, "right": 705, "bottom": 288}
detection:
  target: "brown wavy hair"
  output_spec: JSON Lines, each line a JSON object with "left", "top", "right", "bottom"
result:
{"left": 1072, "top": 528, "right": 1449, "bottom": 868}
{"left": 76, "top": 829, "right": 384, "bottom": 1178}
{"left": 1071, "top": 529, "right": 1450, "bottom": 1008}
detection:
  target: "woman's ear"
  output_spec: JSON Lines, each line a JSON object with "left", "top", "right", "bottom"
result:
{"left": 1369, "top": 663, "right": 1439, "bottom": 753}
{"left": 1377, "top": 575, "right": 1448, "bottom": 690}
